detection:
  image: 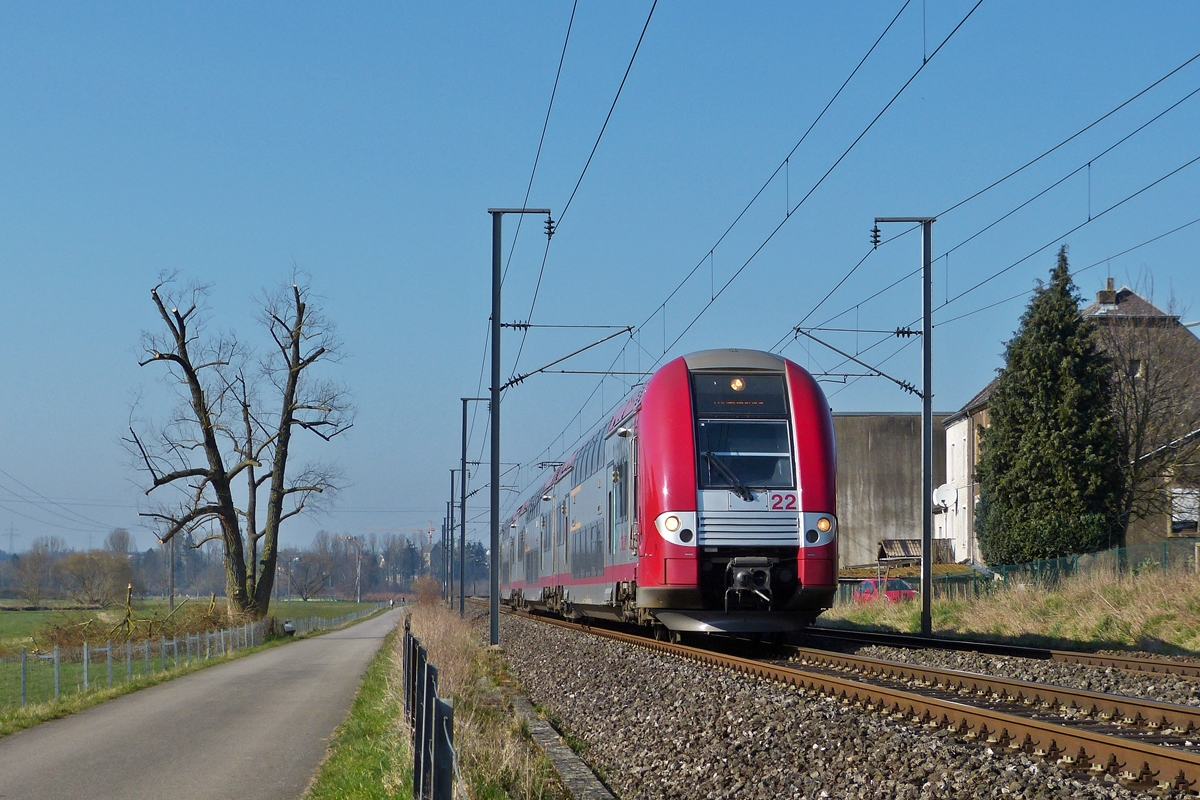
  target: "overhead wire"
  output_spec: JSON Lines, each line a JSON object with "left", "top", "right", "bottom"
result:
{"left": 0, "top": 468, "right": 115, "bottom": 530}
{"left": 500, "top": 0, "right": 982, "bottom": 509}
{"left": 648, "top": 0, "right": 985, "bottom": 368}
{"left": 509, "top": 0, "right": 657, "bottom": 382}
{"left": 466, "top": 2, "right": 580, "bottom": 484}
{"left": 935, "top": 213, "right": 1200, "bottom": 327}
{"left": 784, "top": 67, "right": 1200, "bottom": 342}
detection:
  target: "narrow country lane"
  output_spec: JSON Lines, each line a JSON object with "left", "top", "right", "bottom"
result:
{"left": 0, "top": 609, "right": 402, "bottom": 800}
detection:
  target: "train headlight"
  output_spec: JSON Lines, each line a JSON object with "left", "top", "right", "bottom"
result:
{"left": 730, "top": 377, "right": 745, "bottom": 391}
{"left": 816, "top": 517, "right": 832, "bottom": 533}
{"left": 654, "top": 511, "right": 697, "bottom": 545}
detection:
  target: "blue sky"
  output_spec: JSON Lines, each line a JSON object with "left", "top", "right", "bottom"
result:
{"left": 2, "top": 2, "right": 1198, "bottom": 553}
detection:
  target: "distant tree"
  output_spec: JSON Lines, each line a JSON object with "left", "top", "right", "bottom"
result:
{"left": 975, "top": 248, "right": 1124, "bottom": 564}
{"left": 289, "top": 553, "right": 331, "bottom": 601}
{"left": 104, "top": 528, "right": 134, "bottom": 554}
{"left": 16, "top": 536, "right": 66, "bottom": 606}
{"left": 57, "top": 551, "right": 132, "bottom": 607}
{"left": 127, "top": 277, "right": 352, "bottom": 618}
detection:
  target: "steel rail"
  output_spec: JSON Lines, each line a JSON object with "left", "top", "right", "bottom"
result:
{"left": 513, "top": 611, "right": 1200, "bottom": 793}
{"left": 804, "top": 627, "right": 1200, "bottom": 679}
{"left": 787, "top": 646, "right": 1200, "bottom": 737}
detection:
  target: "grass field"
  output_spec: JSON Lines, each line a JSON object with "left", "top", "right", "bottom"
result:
{"left": 0, "top": 598, "right": 377, "bottom": 652}
{"left": 820, "top": 565, "right": 1200, "bottom": 654}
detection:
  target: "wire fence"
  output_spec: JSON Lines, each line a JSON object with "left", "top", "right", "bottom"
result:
{"left": 837, "top": 537, "right": 1200, "bottom": 604}
{"left": 402, "top": 615, "right": 459, "bottom": 800}
{"left": 1, "top": 603, "right": 386, "bottom": 712}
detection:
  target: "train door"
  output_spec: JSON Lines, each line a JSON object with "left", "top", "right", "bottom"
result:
{"left": 629, "top": 432, "right": 639, "bottom": 552}
{"left": 558, "top": 500, "right": 568, "bottom": 575}
{"left": 608, "top": 473, "right": 617, "bottom": 555}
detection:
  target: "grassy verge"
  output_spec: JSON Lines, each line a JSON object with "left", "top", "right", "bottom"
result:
{"left": 820, "top": 566, "right": 1200, "bottom": 655}
{"left": 404, "top": 603, "right": 564, "bottom": 800}
{"left": 0, "top": 606, "right": 388, "bottom": 737}
{"left": 307, "top": 601, "right": 565, "bottom": 800}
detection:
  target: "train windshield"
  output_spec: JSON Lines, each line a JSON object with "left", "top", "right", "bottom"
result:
{"left": 696, "top": 420, "right": 793, "bottom": 489}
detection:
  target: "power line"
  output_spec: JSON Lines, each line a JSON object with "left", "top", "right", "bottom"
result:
{"left": 943, "top": 151, "right": 1200, "bottom": 307}
{"left": 937, "top": 50, "right": 1200, "bottom": 221}
{"left": 651, "top": 0, "right": 985, "bottom": 367}
{"left": 649, "top": 0, "right": 913, "bottom": 317}
{"left": 0, "top": 468, "right": 115, "bottom": 529}
{"left": 510, "top": 0, "right": 658, "bottom": 381}
{"left": 785, "top": 53, "right": 1200, "bottom": 341}
{"left": 936, "top": 213, "right": 1200, "bottom": 327}
{"left": 557, "top": 0, "right": 658, "bottom": 227}
{"left": 500, "top": 0, "right": 579, "bottom": 288}
{"left": 497, "top": 0, "right": 982, "bottom": 510}
{"left": 471, "top": 3, "right": 579, "bottom": 479}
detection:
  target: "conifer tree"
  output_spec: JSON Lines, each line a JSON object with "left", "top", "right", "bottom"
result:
{"left": 975, "top": 247, "right": 1124, "bottom": 564}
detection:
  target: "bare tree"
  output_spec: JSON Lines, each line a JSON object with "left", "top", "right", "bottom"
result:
{"left": 1093, "top": 287, "right": 1200, "bottom": 539}
{"left": 58, "top": 551, "right": 132, "bottom": 607}
{"left": 16, "top": 536, "right": 66, "bottom": 606}
{"left": 289, "top": 552, "right": 331, "bottom": 601}
{"left": 128, "top": 277, "right": 352, "bottom": 618}
{"left": 105, "top": 528, "right": 134, "bottom": 554}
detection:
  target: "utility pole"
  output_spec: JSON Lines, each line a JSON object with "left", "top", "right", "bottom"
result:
{"left": 874, "top": 216, "right": 935, "bottom": 636}
{"left": 487, "top": 207, "right": 551, "bottom": 647}
{"left": 461, "top": 398, "right": 486, "bottom": 617}
{"left": 447, "top": 469, "right": 456, "bottom": 607}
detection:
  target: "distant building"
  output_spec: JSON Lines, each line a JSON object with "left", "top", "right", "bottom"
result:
{"left": 945, "top": 279, "right": 1200, "bottom": 560}
{"left": 834, "top": 412, "right": 949, "bottom": 568}
{"left": 1082, "top": 279, "right": 1200, "bottom": 543}
{"left": 941, "top": 381, "right": 994, "bottom": 566}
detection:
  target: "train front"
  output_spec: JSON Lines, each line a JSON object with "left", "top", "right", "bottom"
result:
{"left": 637, "top": 349, "right": 837, "bottom": 634}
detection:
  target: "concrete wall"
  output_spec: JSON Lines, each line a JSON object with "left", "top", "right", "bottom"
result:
{"left": 833, "top": 413, "right": 948, "bottom": 568}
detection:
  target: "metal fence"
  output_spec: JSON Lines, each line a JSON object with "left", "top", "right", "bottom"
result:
{"left": 402, "top": 615, "right": 458, "bottom": 800}
{"left": 836, "top": 537, "right": 1200, "bottom": 604}
{"left": 1, "top": 602, "right": 387, "bottom": 712}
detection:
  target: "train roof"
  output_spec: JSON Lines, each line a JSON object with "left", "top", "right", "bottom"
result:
{"left": 682, "top": 348, "right": 785, "bottom": 371}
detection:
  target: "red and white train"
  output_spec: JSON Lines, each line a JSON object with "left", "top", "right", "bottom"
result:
{"left": 500, "top": 348, "right": 838, "bottom": 637}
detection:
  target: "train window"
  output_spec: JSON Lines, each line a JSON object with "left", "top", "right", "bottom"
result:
{"left": 696, "top": 420, "right": 793, "bottom": 489}
{"left": 692, "top": 372, "right": 787, "bottom": 418}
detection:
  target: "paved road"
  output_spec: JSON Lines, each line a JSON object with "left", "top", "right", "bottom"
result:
{"left": 0, "top": 609, "right": 402, "bottom": 800}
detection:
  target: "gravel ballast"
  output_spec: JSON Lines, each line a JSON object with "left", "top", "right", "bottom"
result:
{"left": 499, "top": 616, "right": 1185, "bottom": 800}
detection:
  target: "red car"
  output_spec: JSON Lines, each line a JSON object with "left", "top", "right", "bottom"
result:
{"left": 853, "top": 578, "right": 916, "bottom": 604}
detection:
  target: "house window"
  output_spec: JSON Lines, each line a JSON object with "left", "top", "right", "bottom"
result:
{"left": 1171, "top": 488, "right": 1199, "bottom": 534}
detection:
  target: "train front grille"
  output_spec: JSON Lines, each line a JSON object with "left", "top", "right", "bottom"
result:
{"left": 696, "top": 510, "right": 799, "bottom": 546}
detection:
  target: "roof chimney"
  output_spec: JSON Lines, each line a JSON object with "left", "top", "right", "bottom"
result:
{"left": 1097, "top": 277, "right": 1117, "bottom": 305}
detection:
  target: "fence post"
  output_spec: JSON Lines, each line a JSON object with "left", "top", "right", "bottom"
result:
{"left": 144, "top": 640, "right": 150, "bottom": 674}
{"left": 54, "top": 646, "right": 60, "bottom": 698}
{"left": 126, "top": 640, "right": 132, "bottom": 681}
{"left": 161, "top": 636, "right": 167, "bottom": 670}
{"left": 432, "top": 698, "right": 455, "bottom": 800}
{"left": 20, "top": 649, "right": 27, "bottom": 706}
{"left": 413, "top": 650, "right": 430, "bottom": 800}
{"left": 107, "top": 640, "right": 113, "bottom": 687}
{"left": 83, "top": 642, "right": 90, "bottom": 691}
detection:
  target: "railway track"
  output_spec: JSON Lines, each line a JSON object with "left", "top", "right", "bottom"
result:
{"left": 804, "top": 626, "right": 1200, "bottom": 679}
{"left": 512, "top": 610, "right": 1200, "bottom": 794}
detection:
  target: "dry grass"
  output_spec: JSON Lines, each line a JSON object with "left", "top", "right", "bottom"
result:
{"left": 404, "top": 602, "right": 562, "bottom": 800}
{"left": 820, "top": 566, "right": 1200, "bottom": 655}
